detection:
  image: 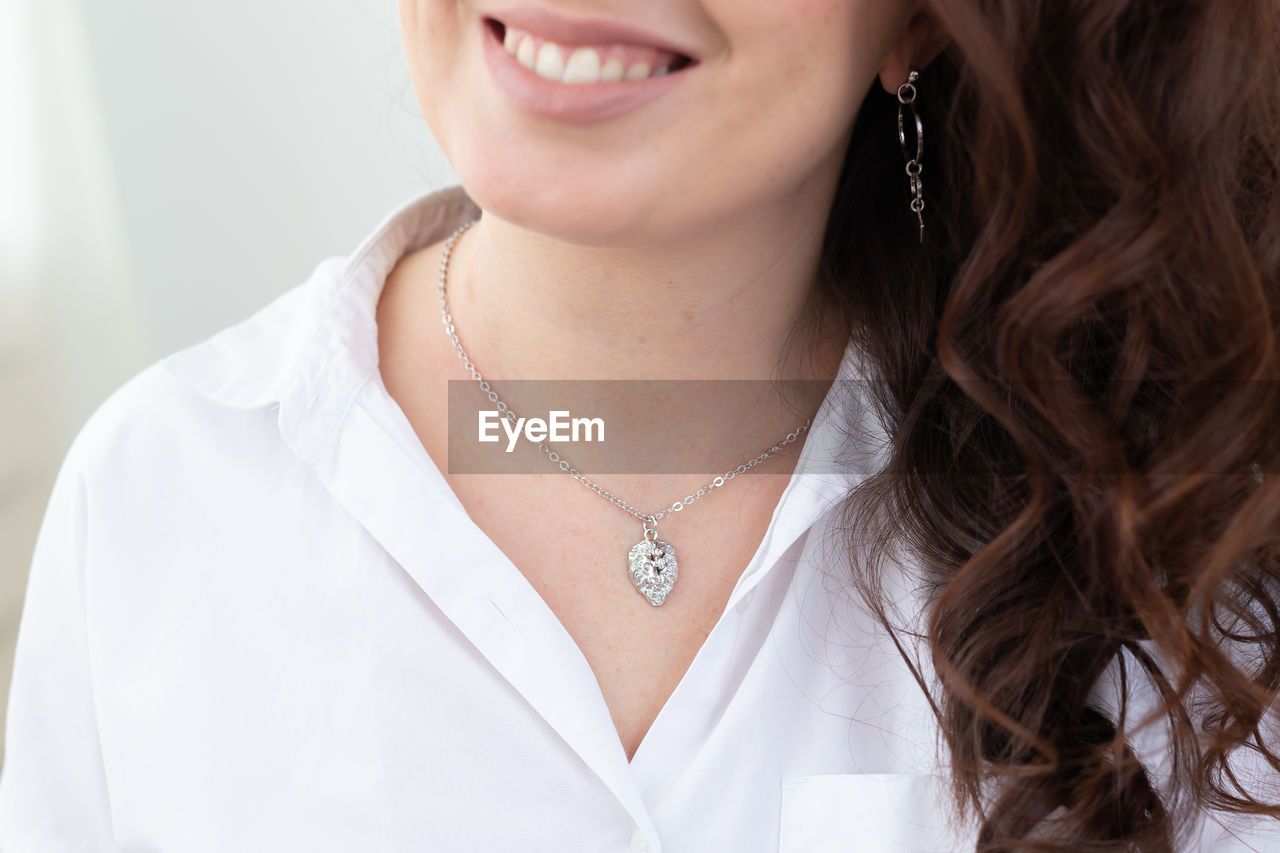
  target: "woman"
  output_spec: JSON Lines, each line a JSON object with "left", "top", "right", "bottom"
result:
{"left": 1, "top": 0, "right": 1277, "bottom": 850}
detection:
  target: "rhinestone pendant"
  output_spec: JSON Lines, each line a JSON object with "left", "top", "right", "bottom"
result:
{"left": 628, "top": 517, "right": 678, "bottom": 606}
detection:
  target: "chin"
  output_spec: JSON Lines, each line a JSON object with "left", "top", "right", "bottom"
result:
{"left": 454, "top": 160, "right": 662, "bottom": 245}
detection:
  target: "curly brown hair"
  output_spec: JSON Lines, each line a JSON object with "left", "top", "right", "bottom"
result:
{"left": 805, "top": 0, "right": 1280, "bottom": 849}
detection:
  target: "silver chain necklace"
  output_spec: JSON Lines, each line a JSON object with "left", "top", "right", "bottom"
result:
{"left": 436, "top": 218, "right": 811, "bottom": 606}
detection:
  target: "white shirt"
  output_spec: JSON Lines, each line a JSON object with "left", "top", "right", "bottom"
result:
{"left": 0, "top": 184, "right": 1274, "bottom": 852}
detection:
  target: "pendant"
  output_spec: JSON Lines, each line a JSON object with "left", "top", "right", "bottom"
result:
{"left": 628, "top": 516, "right": 678, "bottom": 606}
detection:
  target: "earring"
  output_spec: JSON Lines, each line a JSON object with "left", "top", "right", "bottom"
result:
{"left": 897, "top": 68, "right": 925, "bottom": 243}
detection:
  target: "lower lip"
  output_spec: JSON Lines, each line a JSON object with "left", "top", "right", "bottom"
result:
{"left": 481, "top": 18, "right": 696, "bottom": 125}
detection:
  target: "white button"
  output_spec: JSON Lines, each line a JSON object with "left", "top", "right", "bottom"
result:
{"left": 629, "top": 828, "right": 653, "bottom": 853}
{"left": 735, "top": 588, "right": 756, "bottom": 614}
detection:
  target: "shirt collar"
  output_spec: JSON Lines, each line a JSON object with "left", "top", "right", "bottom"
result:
{"left": 162, "top": 183, "right": 482, "bottom": 462}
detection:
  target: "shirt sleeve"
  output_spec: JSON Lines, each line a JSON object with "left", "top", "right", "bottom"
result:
{"left": 0, "top": 439, "right": 122, "bottom": 850}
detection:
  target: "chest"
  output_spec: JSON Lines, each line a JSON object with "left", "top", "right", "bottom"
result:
{"left": 88, "top": 361, "right": 962, "bottom": 851}
{"left": 375, "top": 244, "right": 798, "bottom": 762}
{"left": 442, "top": 469, "right": 781, "bottom": 761}
{"left": 94, "top": 512, "right": 963, "bottom": 853}
{"left": 93, "top": 470, "right": 964, "bottom": 853}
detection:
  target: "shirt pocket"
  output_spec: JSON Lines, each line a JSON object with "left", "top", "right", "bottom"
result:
{"left": 779, "top": 772, "right": 975, "bottom": 853}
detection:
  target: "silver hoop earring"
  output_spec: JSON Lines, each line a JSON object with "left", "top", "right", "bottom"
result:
{"left": 897, "top": 68, "right": 925, "bottom": 243}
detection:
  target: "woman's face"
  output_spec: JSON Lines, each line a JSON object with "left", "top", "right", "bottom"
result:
{"left": 400, "top": 0, "right": 921, "bottom": 244}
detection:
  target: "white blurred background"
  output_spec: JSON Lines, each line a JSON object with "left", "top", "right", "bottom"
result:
{"left": 0, "top": 0, "right": 456, "bottom": 765}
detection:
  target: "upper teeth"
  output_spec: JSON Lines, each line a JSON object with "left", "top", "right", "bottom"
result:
{"left": 502, "top": 25, "right": 677, "bottom": 84}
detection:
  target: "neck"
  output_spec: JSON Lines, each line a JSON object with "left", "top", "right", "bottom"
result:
{"left": 443, "top": 191, "right": 849, "bottom": 385}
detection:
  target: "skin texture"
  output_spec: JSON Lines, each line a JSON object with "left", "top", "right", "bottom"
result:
{"left": 384, "top": 0, "right": 948, "bottom": 761}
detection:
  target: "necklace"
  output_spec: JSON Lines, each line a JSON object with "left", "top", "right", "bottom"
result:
{"left": 436, "top": 218, "right": 812, "bottom": 606}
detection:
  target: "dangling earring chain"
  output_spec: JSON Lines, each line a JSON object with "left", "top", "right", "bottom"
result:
{"left": 897, "top": 68, "right": 926, "bottom": 243}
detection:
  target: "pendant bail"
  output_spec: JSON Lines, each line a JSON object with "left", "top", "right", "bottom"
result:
{"left": 642, "top": 514, "right": 659, "bottom": 541}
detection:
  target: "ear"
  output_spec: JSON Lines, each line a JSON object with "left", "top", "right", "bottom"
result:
{"left": 877, "top": 8, "right": 951, "bottom": 97}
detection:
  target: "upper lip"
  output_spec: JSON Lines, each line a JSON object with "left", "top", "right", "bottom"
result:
{"left": 486, "top": 4, "right": 701, "bottom": 61}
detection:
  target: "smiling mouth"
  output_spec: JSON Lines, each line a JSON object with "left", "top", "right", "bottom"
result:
{"left": 484, "top": 17, "right": 698, "bottom": 84}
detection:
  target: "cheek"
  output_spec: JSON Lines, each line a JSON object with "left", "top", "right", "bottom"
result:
{"left": 699, "top": 0, "right": 871, "bottom": 183}
{"left": 400, "top": 1, "right": 468, "bottom": 128}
